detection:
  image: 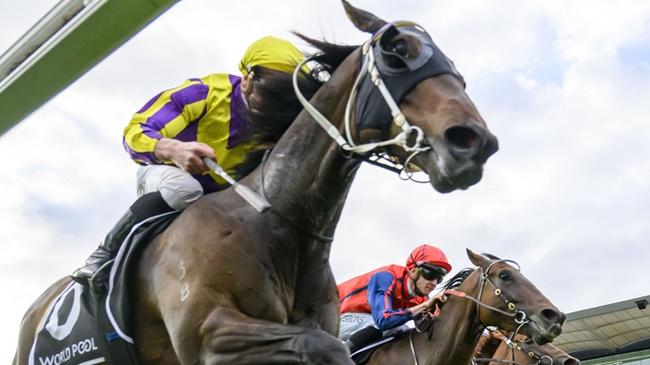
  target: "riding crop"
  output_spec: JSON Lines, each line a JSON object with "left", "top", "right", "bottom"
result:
{"left": 203, "top": 157, "right": 271, "bottom": 213}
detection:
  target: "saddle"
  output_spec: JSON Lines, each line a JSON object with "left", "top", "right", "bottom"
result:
{"left": 350, "top": 312, "right": 435, "bottom": 364}
{"left": 30, "top": 212, "right": 178, "bottom": 365}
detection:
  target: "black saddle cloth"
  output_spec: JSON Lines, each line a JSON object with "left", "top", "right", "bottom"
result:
{"left": 351, "top": 331, "right": 410, "bottom": 365}
{"left": 30, "top": 212, "right": 179, "bottom": 365}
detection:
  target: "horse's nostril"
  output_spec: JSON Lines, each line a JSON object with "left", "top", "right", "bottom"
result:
{"left": 540, "top": 357, "right": 553, "bottom": 365}
{"left": 445, "top": 126, "right": 480, "bottom": 151}
{"left": 540, "top": 307, "right": 562, "bottom": 324}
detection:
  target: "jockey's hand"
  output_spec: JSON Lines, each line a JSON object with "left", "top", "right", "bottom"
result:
{"left": 407, "top": 292, "right": 448, "bottom": 316}
{"left": 427, "top": 292, "right": 447, "bottom": 308}
{"left": 155, "top": 138, "right": 216, "bottom": 174}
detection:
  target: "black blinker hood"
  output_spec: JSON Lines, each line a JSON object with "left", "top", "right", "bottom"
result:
{"left": 354, "top": 23, "right": 464, "bottom": 139}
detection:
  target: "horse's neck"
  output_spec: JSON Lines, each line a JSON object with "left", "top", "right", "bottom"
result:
{"left": 257, "top": 52, "right": 362, "bottom": 235}
{"left": 415, "top": 274, "right": 485, "bottom": 365}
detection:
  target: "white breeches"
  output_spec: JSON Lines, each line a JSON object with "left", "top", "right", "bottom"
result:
{"left": 338, "top": 313, "right": 375, "bottom": 341}
{"left": 338, "top": 312, "right": 411, "bottom": 341}
{"left": 136, "top": 165, "right": 203, "bottom": 210}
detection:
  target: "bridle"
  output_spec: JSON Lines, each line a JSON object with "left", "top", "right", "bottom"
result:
{"left": 471, "top": 335, "right": 553, "bottom": 365}
{"left": 474, "top": 260, "right": 530, "bottom": 335}
{"left": 292, "top": 21, "right": 463, "bottom": 182}
{"left": 407, "top": 260, "right": 533, "bottom": 365}
{"left": 446, "top": 260, "right": 531, "bottom": 334}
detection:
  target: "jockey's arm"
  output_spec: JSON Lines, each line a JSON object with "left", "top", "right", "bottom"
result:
{"left": 367, "top": 272, "right": 413, "bottom": 331}
{"left": 123, "top": 78, "right": 215, "bottom": 173}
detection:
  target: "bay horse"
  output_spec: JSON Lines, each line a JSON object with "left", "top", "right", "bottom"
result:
{"left": 361, "top": 250, "right": 566, "bottom": 365}
{"left": 14, "top": 2, "right": 501, "bottom": 364}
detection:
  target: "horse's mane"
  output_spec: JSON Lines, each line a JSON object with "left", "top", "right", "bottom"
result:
{"left": 242, "top": 33, "right": 358, "bottom": 147}
{"left": 241, "top": 66, "right": 321, "bottom": 145}
{"left": 439, "top": 254, "right": 502, "bottom": 291}
{"left": 293, "top": 32, "right": 359, "bottom": 70}
{"left": 412, "top": 268, "right": 476, "bottom": 338}
{"left": 235, "top": 34, "right": 360, "bottom": 176}
{"left": 441, "top": 268, "right": 475, "bottom": 291}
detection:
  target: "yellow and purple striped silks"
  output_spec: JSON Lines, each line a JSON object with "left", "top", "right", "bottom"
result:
{"left": 122, "top": 73, "right": 254, "bottom": 192}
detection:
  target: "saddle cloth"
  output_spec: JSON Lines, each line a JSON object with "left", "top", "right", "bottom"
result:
{"left": 350, "top": 333, "right": 408, "bottom": 365}
{"left": 30, "top": 212, "right": 179, "bottom": 365}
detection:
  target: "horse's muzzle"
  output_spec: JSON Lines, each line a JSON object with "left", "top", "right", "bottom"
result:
{"left": 419, "top": 122, "right": 497, "bottom": 192}
{"left": 530, "top": 307, "right": 566, "bottom": 345}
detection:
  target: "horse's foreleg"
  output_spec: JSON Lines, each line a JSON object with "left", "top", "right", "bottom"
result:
{"left": 172, "top": 306, "right": 353, "bottom": 365}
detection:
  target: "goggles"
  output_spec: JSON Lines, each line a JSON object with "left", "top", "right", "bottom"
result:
{"left": 418, "top": 264, "right": 447, "bottom": 283}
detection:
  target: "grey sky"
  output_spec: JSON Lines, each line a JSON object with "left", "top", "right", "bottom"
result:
{"left": 1, "top": 0, "right": 650, "bottom": 361}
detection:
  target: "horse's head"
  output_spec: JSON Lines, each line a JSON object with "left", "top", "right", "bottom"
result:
{"left": 518, "top": 340, "right": 580, "bottom": 365}
{"left": 342, "top": 1, "right": 498, "bottom": 193}
{"left": 466, "top": 249, "right": 565, "bottom": 345}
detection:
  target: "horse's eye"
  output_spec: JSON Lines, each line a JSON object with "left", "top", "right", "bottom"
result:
{"left": 498, "top": 270, "right": 512, "bottom": 282}
{"left": 392, "top": 40, "right": 409, "bottom": 57}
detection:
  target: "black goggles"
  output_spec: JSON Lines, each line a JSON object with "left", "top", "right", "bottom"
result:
{"left": 418, "top": 264, "right": 447, "bottom": 282}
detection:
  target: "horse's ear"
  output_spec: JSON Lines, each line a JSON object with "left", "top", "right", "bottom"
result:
{"left": 466, "top": 248, "right": 491, "bottom": 268}
{"left": 342, "top": 0, "right": 388, "bottom": 34}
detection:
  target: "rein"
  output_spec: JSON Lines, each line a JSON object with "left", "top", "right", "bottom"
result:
{"left": 444, "top": 290, "right": 520, "bottom": 319}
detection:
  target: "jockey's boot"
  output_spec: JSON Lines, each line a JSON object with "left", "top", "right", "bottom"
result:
{"left": 345, "top": 326, "right": 383, "bottom": 354}
{"left": 71, "top": 191, "right": 174, "bottom": 284}
{"left": 71, "top": 210, "right": 138, "bottom": 282}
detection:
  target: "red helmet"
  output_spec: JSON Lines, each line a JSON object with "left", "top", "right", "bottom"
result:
{"left": 405, "top": 244, "right": 452, "bottom": 273}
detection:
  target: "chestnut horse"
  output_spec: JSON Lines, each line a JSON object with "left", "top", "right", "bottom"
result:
{"left": 361, "top": 251, "right": 566, "bottom": 365}
{"left": 470, "top": 331, "right": 580, "bottom": 365}
{"left": 14, "top": 2, "right": 499, "bottom": 364}
{"left": 486, "top": 336, "right": 579, "bottom": 365}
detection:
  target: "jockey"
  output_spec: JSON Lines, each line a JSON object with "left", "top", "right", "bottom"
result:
{"left": 72, "top": 36, "right": 312, "bottom": 282}
{"left": 338, "top": 244, "right": 452, "bottom": 353}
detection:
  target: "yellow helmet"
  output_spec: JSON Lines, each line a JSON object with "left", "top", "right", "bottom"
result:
{"left": 238, "top": 36, "right": 305, "bottom": 75}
